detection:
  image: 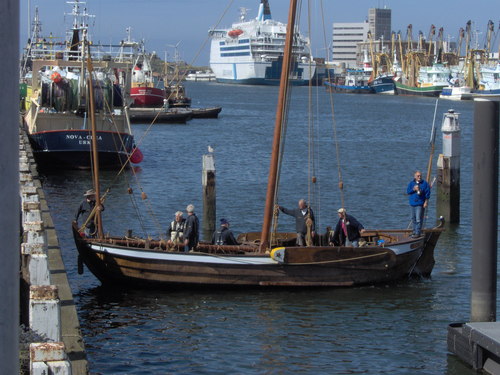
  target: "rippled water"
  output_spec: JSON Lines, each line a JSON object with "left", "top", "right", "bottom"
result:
{"left": 40, "top": 82, "right": 484, "bottom": 374}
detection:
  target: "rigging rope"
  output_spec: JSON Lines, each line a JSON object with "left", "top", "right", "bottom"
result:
{"left": 320, "top": 0, "right": 345, "bottom": 210}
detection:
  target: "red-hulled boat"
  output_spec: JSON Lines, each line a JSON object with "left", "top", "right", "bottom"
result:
{"left": 130, "top": 50, "right": 165, "bottom": 107}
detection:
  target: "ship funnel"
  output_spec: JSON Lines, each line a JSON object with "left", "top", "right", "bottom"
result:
{"left": 257, "top": 0, "right": 272, "bottom": 21}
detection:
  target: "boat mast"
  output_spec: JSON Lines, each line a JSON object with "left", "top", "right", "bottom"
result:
{"left": 86, "top": 50, "right": 103, "bottom": 239}
{"left": 259, "top": 0, "right": 297, "bottom": 251}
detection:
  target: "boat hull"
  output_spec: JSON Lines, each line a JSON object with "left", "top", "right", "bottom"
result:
{"left": 324, "top": 81, "right": 374, "bottom": 94}
{"left": 27, "top": 129, "right": 135, "bottom": 169}
{"left": 369, "top": 76, "right": 395, "bottom": 94}
{"left": 130, "top": 86, "right": 165, "bottom": 107}
{"left": 128, "top": 108, "right": 193, "bottom": 124}
{"left": 211, "top": 61, "right": 314, "bottom": 86}
{"left": 439, "top": 86, "right": 472, "bottom": 100}
{"left": 72, "top": 223, "right": 440, "bottom": 288}
{"left": 395, "top": 81, "right": 446, "bottom": 97}
{"left": 470, "top": 88, "right": 500, "bottom": 98}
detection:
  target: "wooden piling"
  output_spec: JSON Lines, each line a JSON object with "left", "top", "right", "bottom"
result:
{"left": 436, "top": 109, "right": 461, "bottom": 223}
{"left": 202, "top": 152, "right": 216, "bottom": 242}
{"left": 471, "top": 99, "right": 499, "bottom": 322}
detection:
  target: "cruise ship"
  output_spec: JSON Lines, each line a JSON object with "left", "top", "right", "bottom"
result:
{"left": 208, "top": 0, "right": 316, "bottom": 85}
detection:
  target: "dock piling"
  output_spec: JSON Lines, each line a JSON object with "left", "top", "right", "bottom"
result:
{"left": 202, "top": 151, "right": 216, "bottom": 241}
{"left": 436, "top": 109, "right": 461, "bottom": 223}
{"left": 471, "top": 99, "right": 499, "bottom": 323}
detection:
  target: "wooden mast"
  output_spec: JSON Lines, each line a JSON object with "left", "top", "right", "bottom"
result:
{"left": 86, "top": 49, "right": 104, "bottom": 239}
{"left": 259, "top": 0, "right": 298, "bottom": 251}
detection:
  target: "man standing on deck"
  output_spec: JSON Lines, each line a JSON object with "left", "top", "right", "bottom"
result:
{"left": 406, "top": 170, "right": 431, "bottom": 238}
{"left": 183, "top": 204, "right": 199, "bottom": 252}
{"left": 278, "top": 199, "right": 315, "bottom": 246}
{"left": 330, "top": 208, "right": 365, "bottom": 247}
{"left": 75, "top": 189, "right": 104, "bottom": 238}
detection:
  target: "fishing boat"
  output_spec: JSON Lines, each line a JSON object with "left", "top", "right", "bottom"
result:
{"left": 130, "top": 48, "right": 165, "bottom": 107}
{"left": 208, "top": 0, "right": 316, "bottom": 86}
{"left": 324, "top": 70, "right": 374, "bottom": 94}
{"left": 471, "top": 62, "right": 500, "bottom": 98}
{"left": 21, "top": 2, "right": 141, "bottom": 170}
{"left": 73, "top": 0, "right": 443, "bottom": 288}
{"left": 325, "top": 51, "right": 374, "bottom": 94}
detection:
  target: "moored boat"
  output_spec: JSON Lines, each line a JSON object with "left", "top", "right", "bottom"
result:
{"left": 21, "top": 2, "right": 140, "bottom": 170}
{"left": 439, "top": 86, "right": 472, "bottom": 100}
{"left": 130, "top": 48, "right": 165, "bottom": 107}
{"left": 208, "top": 0, "right": 316, "bottom": 86}
{"left": 185, "top": 70, "right": 217, "bottom": 81}
{"left": 73, "top": 0, "right": 443, "bottom": 289}
{"left": 128, "top": 107, "right": 193, "bottom": 123}
{"left": 369, "top": 74, "right": 395, "bottom": 94}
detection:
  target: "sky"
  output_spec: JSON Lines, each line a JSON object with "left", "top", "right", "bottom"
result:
{"left": 20, "top": 0, "right": 500, "bottom": 66}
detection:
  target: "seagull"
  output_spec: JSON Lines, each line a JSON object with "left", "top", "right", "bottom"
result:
{"left": 208, "top": 145, "right": 214, "bottom": 153}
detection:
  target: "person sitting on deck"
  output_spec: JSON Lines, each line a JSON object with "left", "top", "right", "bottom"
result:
{"left": 167, "top": 211, "right": 186, "bottom": 247}
{"left": 211, "top": 218, "right": 239, "bottom": 246}
{"left": 278, "top": 199, "right": 315, "bottom": 246}
{"left": 329, "top": 208, "right": 365, "bottom": 247}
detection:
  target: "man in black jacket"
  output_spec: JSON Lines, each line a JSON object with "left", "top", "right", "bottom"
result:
{"left": 75, "top": 189, "right": 104, "bottom": 237}
{"left": 212, "top": 218, "right": 239, "bottom": 246}
{"left": 278, "top": 199, "right": 315, "bottom": 246}
{"left": 183, "top": 204, "right": 199, "bottom": 252}
{"left": 330, "top": 208, "right": 365, "bottom": 247}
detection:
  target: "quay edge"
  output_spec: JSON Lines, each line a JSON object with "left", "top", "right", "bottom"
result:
{"left": 20, "top": 124, "right": 88, "bottom": 374}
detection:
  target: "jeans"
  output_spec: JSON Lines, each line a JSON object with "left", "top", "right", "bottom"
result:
{"left": 296, "top": 232, "right": 305, "bottom": 246}
{"left": 411, "top": 205, "right": 425, "bottom": 236}
{"left": 346, "top": 238, "right": 359, "bottom": 247}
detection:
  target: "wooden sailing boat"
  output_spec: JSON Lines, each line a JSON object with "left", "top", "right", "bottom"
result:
{"left": 72, "top": 0, "right": 443, "bottom": 288}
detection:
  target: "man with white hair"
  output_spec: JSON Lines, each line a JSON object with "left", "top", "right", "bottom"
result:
{"left": 167, "top": 211, "right": 186, "bottom": 247}
{"left": 278, "top": 199, "right": 315, "bottom": 246}
{"left": 183, "top": 204, "right": 199, "bottom": 252}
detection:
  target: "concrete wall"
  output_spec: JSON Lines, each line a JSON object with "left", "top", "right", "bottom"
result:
{"left": 20, "top": 127, "right": 88, "bottom": 374}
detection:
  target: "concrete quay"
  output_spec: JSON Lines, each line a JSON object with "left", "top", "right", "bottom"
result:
{"left": 19, "top": 126, "right": 88, "bottom": 374}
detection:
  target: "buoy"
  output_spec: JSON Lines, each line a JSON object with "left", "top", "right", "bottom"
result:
{"left": 312, "top": 176, "right": 317, "bottom": 183}
{"left": 141, "top": 192, "right": 147, "bottom": 200}
{"left": 130, "top": 147, "right": 143, "bottom": 164}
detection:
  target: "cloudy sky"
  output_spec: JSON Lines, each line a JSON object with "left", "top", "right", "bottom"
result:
{"left": 20, "top": 0, "right": 500, "bottom": 65}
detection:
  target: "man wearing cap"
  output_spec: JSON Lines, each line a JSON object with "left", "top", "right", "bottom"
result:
{"left": 183, "top": 204, "right": 199, "bottom": 252}
{"left": 75, "top": 189, "right": 104, "bottom": 237}
{"left": 212, "top": 218, "right": 239, "bottom": 246}
{"left": 278, "top": 199, "right": 315, "bottom": 246}
{"left": 330, "top": 208, "right": 365, "bottom": 247}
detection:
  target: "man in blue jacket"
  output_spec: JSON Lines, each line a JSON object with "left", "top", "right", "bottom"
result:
{"left": 406, "top": 171, "right": 431, "bottom": 237}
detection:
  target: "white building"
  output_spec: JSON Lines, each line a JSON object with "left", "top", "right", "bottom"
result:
{"left": 331, "top": 8, "right": 392, "bottom": 69}
{"left": 331, "top": 21, "right": 369, "bottom": 68}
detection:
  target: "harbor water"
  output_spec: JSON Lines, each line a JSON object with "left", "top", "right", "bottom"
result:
{"left": 41, "top": 82, "right": 489, "bottom": 374}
